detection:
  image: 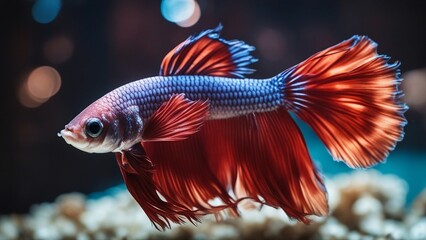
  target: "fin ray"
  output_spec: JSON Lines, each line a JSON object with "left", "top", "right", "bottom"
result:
{"left": 231, "top": 110, "right": 328, "bottom": 220}
{"left": 115, "top": 144, "right": 200, "bottom": 230}
{"left": 140, "top": 109, "right": 327, "bottom": 224}
{"left": 159, "top": 24, "right": 257, "bottom": 78}
{"left": 283, "top": 35, "right": 406, "bottom": 168}
{"left": 142, "top": 94, "right": 209, "bottom": 142}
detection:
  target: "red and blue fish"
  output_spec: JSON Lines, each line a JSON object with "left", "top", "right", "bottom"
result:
{"left": 59, "top": 25, "right": 406, "bottom": 229}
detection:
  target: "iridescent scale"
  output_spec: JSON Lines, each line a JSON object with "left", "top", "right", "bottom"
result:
{"left": 104, "top": 75, "right": 284, "bottom": 120}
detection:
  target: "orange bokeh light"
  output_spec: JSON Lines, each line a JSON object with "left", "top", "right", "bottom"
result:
{"left": 19, "top": 66, "right": 62, "bottom": 108}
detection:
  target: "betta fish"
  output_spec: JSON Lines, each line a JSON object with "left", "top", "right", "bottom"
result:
{"left": 59, "top": 25, "right": 406, "bottom": 229}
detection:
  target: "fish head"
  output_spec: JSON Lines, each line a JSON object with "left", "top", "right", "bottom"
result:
{"left": 59, "top": 100, "right": 122, "bottom": 153}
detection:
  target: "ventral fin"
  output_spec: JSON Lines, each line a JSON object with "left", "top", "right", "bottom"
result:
{"left": 142, "top": 94, "right": 209, "bottom": 142}
{"left": 116, "top": 144, "right": 200, "bottom": 230}
{"left": 159, "top": 24, "right": 258, "bottom": 78}
{"left": 116, "top": 144, "right": 153, "bottom": 174}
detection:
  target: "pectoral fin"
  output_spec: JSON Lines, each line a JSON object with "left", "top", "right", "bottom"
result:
{"left": 142, "top": 94, "right": 209, "bottom": 142}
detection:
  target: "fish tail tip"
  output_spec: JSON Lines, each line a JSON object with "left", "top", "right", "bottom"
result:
{"left": 282, "top": 35, "right": 406, "bottom": 168}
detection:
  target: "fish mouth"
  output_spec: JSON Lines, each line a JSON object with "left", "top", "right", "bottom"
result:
{"left": 59, "top": 129, "right": 90, "bottom": 150}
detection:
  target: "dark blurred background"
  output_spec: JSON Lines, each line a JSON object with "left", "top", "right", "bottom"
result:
{"left": 1, "top": 0, "right": 425, "bottom": 214}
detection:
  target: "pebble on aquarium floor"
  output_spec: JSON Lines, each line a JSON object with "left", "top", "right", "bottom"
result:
{"left": 0, "top": 170, "right": 425, "bottom": 240}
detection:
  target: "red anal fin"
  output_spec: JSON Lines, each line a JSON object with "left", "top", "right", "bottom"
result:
{"left": 142, "top": 94, "right": 209, "bottom": 142}
{"left": 159, "top": 24, "right": 257, "bottom": 78}
{"left": 115, "top": 144, "right": 200, "bottom": 230}
{"left": 143, "top": 109, "right": 327, "bottom": 223}
{"left": 143, "top": 136, "right": 239, "bottom": 216}
{"left": 283, "top": 35, "right": 406, "bottom": 168}
{"left": 231, "top": 110, "right": 328, "bottom": 221}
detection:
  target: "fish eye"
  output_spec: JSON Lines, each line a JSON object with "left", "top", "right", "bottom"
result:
{"left": 85, "top": 118, "right": 103, "bottom": 138}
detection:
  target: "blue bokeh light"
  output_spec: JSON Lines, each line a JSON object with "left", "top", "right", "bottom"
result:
{"left": 161, "top": 0, "right": 195, "bottom": 23}
{"left": 32, "top": 0, "right": 62, "bottom": 24}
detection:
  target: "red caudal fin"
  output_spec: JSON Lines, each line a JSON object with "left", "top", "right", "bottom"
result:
{"left": 141, "top": 109, "right": 327, "bottom": 225}
{"left": 281, "top": 35, "right": 407, "bottom": 168}
{"left": 142, "top": 94, "right": 209, "bottom": 142}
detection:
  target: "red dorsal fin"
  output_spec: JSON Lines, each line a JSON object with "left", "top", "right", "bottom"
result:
{"left": 159, "top": 24, "right": 257, "bottom": 78}
{"left": 142, "top": 94, "right": 209, "bottom": 142}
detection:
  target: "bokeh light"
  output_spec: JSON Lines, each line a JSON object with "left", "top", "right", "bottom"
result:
{"left": 176, "top": 1, "right": 201, "bottom": 28}
{"left": 32, "top": 0, "right": 62, "bottom": 24}
{"left": 19, "top": 84, "right": 42, "bottom": 108}
{"left": 43, "top": 35, "right": 74, "bottom": 64}
{"left": 403, "top": 68, "right": 426, "bottom": 109}
{"left": 161, "top": 0, "right": 198, "bottom": 25}
{"left": 19, "top": 66, "right": 62, "bottom": 108}
{"left": 256, "top": 28, "right": 287, "bottom": 62}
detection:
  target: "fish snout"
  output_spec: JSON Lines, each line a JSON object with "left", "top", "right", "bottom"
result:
{"left": 59, "top": 126, "right": 90, "bottom": 149}
{"left": 58, "top": 123, "right": 101, "bottom": 152}
{"left": 65, "top": 124, "right": 75, "bottom": 132}
{"left": 59, "top": 123, "right": 79, "bottom": 139}
{"left": 57, "top": 125, "right": 74, "bottom": 138}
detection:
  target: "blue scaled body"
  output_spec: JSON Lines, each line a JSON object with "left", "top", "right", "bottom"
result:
{"left": 106, "top": 75, "right": 285, "bottom": 120}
